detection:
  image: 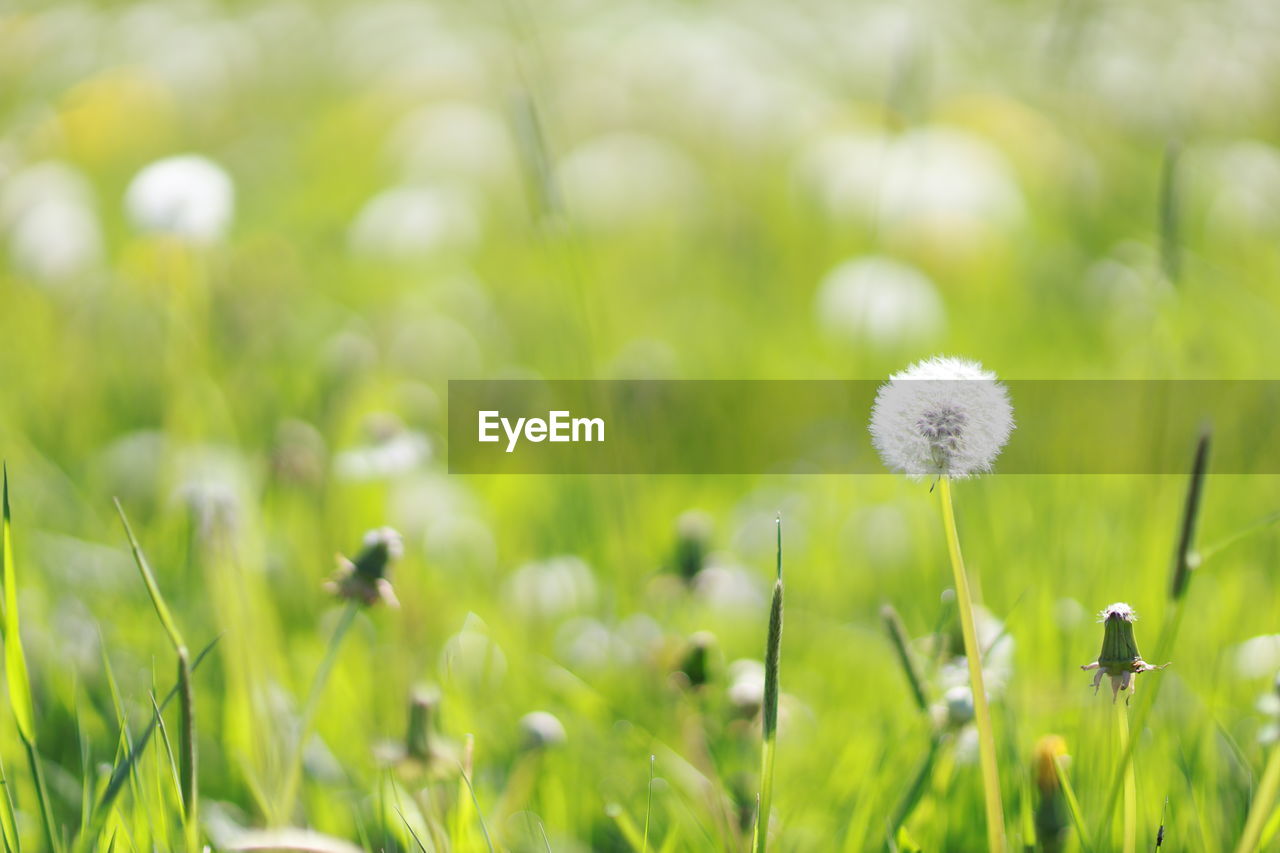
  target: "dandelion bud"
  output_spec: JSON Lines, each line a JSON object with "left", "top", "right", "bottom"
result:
{"left": 405, "top": 685, "right": 441, "bottom": 763}
{"left": 673, "top": 510, "right": 713, "bottom": 581}
{"left": 943, "top": 685, "right": 975, "bottom": 728}
{"left": 1080, "top": 603, "right": 1169, "bottom": 702}
{"left": 325, "top": 527, "right": 403, "bottom": 607}
{"left": 1033, "top": 735, "right": 1071, "bottom": 852}
{"left": 678, "top": 630, "right": 718, "bottom": 689}
{"left": 869, "top": 356, "right": 1014, "bottom": 479}
{"left": 519, "top": 711, "right": 566, "bottom": 750}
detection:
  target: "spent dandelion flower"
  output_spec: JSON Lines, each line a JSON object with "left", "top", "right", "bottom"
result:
{"left": 520, "top": 711, "right": 566, "bottom": 750}
{"left": 325, "top": 526, "right": 403, "bottom": 607}
{"left": 871, "top": 355, "right": 1012, "bottom": 851}
{"left": 870, "top": 355, "right": 1015, "bottom": 480}
{"left": 1080, "top": 603, "right": 1170, "bottom": 703}
{"left": 124, "top": 154, "right": 234, "bottom": 243}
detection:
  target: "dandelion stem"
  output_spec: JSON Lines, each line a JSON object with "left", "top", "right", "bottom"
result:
{"left": 278, "top": 600, "right": 359, "bottom": 822}
{"left": 1235, "top": 743, "right": 1280, "bottom": 853}
{"left": 1116, "top": 704, "right": 1136, "bottom": 853}
{"left": 938, "top": 476, "right": 1006, "bottom": 852}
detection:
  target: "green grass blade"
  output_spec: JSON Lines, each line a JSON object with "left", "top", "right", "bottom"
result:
{"left": 2, "top": 468, "right": 36, "bottom": 744}
{"left": 112, "top": 500, "right": 185, "bottom": 653}
{"left": 1053, "top": 755, "right": 1093, "bottom": 852}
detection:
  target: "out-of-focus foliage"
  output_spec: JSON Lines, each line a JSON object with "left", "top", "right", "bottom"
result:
{"left": 1, "top": 0, "right": 1280, "bottom": 849}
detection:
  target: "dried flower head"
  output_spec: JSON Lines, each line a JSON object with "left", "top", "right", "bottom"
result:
{"left": 520, "top": 711, "right": 566, "bottom": 750}
{"left": 325, "top": 527, "right": 403, "bottom": 607}
{"left": 1080, "top": 603, "right": 1169, "bottom": 702}
{"left": 869, "top": 356, "right": 1014, "bottom": 479}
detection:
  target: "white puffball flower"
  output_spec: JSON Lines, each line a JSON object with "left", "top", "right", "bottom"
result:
{"left": 124, "top": 154, "right": 234, "bottom": 243}
{"left": 815, "top": 256, "right": 945, "bottom": 350}
{"left": 869, "top": 356, "right": 1014, "bottom": 479}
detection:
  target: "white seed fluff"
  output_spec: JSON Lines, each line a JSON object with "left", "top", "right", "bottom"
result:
{"left": 124, "top": 154, "right": 234, "bottom": 243}
{"left": 869, "top": 355, "right": 1014, "bottom": 479}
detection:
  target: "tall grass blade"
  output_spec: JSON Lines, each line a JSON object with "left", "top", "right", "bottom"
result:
{"left": 112, "top": 500, "right": 197, "bottom": 849}
{"left": 753, "top": 517, "right": 784, "bottom": 853}
{"left": 4, "top": 468, "right": 61, "bottom": 853}
{"left": 89, "top": 636, "right": 218, "bottom": 843}
{"left": 1234, "top": 744, "right": 1280, "bottom": 853}
{"left": 1051, "top": 755, "right": 1092, "bottom": 852}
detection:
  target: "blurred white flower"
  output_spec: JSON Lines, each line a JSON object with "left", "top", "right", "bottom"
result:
{"left": 939, "top": 605, "right": 1015, "bottom": 697}
{"left": 815, "top": 256, "right": 945, "bottom": 350}
{"left": 693, "top": 563, "right": 766, "bottom": 613}
{"left": 10, "top": 197, "right": 103, "bottom": 281}
{"left": 348, "top": 185, "right": 479, "bottom": 258}
{"left": 520, "top": 711, "right": 566, "bottom": 749}
{"left": 879, "top": 129, "right": 1024, "bottom": 230}
{"left": 555, "top": 133, "right": 704, "bottom": 230}
{"left": 869, "top": 356, "right": 1014, "bottom": 479}
{"left": 797, "top": 128, "right": 1023, "bottom": 233}
{"left": 727, "top": 658, "right": 766, "bottom": 709}
{"left": 124, "top": 154, "right": 234, "bottom": 243}
{"left": 1234, "top": 634, "right": 1280, "bottom": 679}
{"left": 1, "top": 161, "right": 103, "bottom": 281}
{"left": 503, "top": 556, "right": 598, "bottom": 620}
{"left": 941, "top": 684, "right": 974, "bottom": 727}
{"left": 1202, "top": 141, "right": 1280, "bottom": 234}
{"left": 334, "top": 416, "right": 430, "bottom": 480}
{"left": 440, "top": 613, "right": 507, "bottom": 689}
{"left": 388, "top": 101, "right": 518, "bottom": 188}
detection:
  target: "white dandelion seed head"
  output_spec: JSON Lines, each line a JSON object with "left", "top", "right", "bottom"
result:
{"left": 1098, "top": 602, "right": 1137, "bottom": 623}
{"left": 124, "top": 154, "right": 234, "bottom": 243}
{"left": 869, "top": 356, "right": 1014, "bottom": 479}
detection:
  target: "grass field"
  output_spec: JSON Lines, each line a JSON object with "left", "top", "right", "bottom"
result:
{"left": 3, "top": 0, "right": 1280, "bottom": 850}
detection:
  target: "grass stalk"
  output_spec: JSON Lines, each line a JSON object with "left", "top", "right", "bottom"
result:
{"left": 1235, "top": 744, "right": 1280, "bottom": 853}
{"left": 278, "top": 600, "right": 359, "bottom": 822}
{"left": 752, "top": 517, "right": 784, "bottom": 853}
{"left": 938, "top": 476, "right": 1006, "bottom": 852}
{"left": 4, "top": 469, "right": 60, "bottom": 853}
{"left": 113, "top": 500, "right": 198, "bottom": 849}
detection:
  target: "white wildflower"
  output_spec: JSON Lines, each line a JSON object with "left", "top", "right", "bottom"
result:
{"left": 869, "top": 356, "right": 1014, "bottom": 479}
{"left": 124, "top": 154, "right": 234, "bottom": 243}
{"left": 815, "top": 256, "right": 945, "bottom": 350}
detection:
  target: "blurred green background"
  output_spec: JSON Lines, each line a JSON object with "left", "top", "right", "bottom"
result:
{"left": 2, "top": 0, "right": 1280, "bottom": 849}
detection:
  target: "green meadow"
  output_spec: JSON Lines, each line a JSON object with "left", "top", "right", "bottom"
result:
{"left": 2, "top": 0, "right": 1280, "bottom": 849}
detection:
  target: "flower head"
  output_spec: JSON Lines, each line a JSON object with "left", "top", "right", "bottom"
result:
{"left": 325, "top": 527, "right": 403, "bottom": 607}
{"left": 869, "top": 356, "right": 1014, "bottom": 479}
{"left": 124, "top": 154, "right": 234, "bottom": 244}
{"left": 1080, "top": 602, "right": 1169, "bottom": 702}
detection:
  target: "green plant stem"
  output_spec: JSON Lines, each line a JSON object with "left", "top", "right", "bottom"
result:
{"left": 278, "top": 601, "right": 359, "bottom": 822}
{"left": 175, "top": 647, "right": 196, "bottom": 850}
{"left": 753, "top": 518, "right": 783, "bottom": 853}
{"left": 1235, "top": 744, "right": 1280, "bottom": 853}
{"left": 22, "top": 736, "right": 58, "bottom": 853}
{"left": 939, "top": 476, "right": 1006, "bottom": 853}
{"left": 1116, "top": 704, "right": 1136, "bottom": 853}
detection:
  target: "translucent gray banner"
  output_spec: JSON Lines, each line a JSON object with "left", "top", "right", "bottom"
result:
{"left": 446, "top": 380, "right": 1280, "bottom": 474}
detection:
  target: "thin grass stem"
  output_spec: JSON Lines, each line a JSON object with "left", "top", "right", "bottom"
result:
{"left": 753, "top": 518, "right": 783, "bottom": 853}
{"left": 1235, "top": 744, "right": 1280, "bottom": 853}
